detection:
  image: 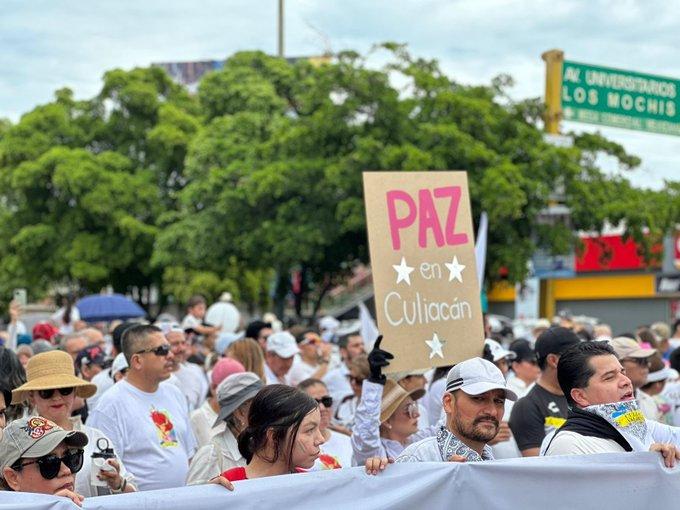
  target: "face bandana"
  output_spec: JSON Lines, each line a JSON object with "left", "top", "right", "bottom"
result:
{"left": 583, "top": 400, "right": 647, "bottom": 443}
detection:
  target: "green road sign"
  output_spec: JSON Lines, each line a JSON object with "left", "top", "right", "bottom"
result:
{"left": 561, "top": 60, "right": 680, "bottom": 136}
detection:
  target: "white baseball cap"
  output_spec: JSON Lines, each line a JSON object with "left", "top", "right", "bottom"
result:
{"left": 266, "top": 332, "right": 299, "bottom": 358}
{"left": 445, "top": 357, "right": 518, "bottom": 401}
{"left": 484, "top": 339, "right": 516, "bottom": 363}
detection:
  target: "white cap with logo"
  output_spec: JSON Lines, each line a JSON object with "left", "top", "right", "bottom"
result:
{"left": 445, "top": 357, "right": 518, "bottom": 401}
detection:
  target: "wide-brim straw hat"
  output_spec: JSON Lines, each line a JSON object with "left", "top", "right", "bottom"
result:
{"left": 380, "top": 378, "right": 425, "bottom": 423}
{"left": 11, "top": 350, "right": 97, "bottom": 404}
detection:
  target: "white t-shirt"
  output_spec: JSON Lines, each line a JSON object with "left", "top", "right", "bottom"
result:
{"left": 180, "top": 314, "right": 201, "bottom": 331}
{"left": 323, "top": 364, "right": 352, "bottom": 412}
{"left": 506, "top": 375, "right": 535, "bottom": 399}
{"left": 312, "top": 430, "right": 353, "bottom": 470}
{"left": 637, "top": 388, "right": 661, "bottom": 422}
{"left": 71, "top": 419, "right": 135, "bottom": 497}
{"left": 169, "top": 363, "right": 209, "bottom": 411}
{"left": 87, "top": 379, "right": 197, "bottom": 491}
{"left": 190, "top": 399, "right": 225, "bottom": 448}
{"left": 264, "top": 362, "right": 290, "bottom": 385}
{"left": 544, "top": 431, "right": 624, "bottom": 456}
{"left": 288, "top": 356, "right": 320, "bottom": 387}
{"left": 186, "top": 428, "right": 244, "bottom": 485}
{"left": 88, "top": 369, "right": 115, "bottom": 411}
{"left": 51, "top": 307, "right": 81, "bottom": 335}
{"left": 490, "top": 398, "right": 521, "bottom": 459}
{"left": 661, "top": 381, "right": 680, "bottom": 426}
{"left": 423, "top": 378, "right": 446, "bottom": 427}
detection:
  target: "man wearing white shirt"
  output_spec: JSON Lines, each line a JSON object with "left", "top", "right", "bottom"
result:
{"left": 543, "top": 341, "right": 680, "bottom": 467}
{"left": 396, "top": 358, "right": 518, "bottom": 463}
{"left": 263, "top": 332, "right": 299, "bottom": 385}
{"left": 88, "top": 325, "right": 197, "bottom": 491}
{"left": 323, "top": 334, "right": 366, "bottom": 409}
{"left": 162, "top": 325, "right": 208, "bottom": 411}
{"left": 287, "top": 331, "right": 332, "bottom": 387}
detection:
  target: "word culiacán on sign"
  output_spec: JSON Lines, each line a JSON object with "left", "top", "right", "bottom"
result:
{"left": 560, "top": 60, "right": 680, "bottom": 136}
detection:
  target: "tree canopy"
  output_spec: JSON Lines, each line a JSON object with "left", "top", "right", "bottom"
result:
{"left": 0, "top": 44, "right": 676, "bottom": 314}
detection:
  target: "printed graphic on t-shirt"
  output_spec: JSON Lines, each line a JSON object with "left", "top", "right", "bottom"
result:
{"left": 150, "top": 408, "right": 178, "bottom": 447}
{"left": 544, "top": 415, "right": 566, "bottom": 432}
{"left": 317, "top": 453, "right": 342, "bottom": 470}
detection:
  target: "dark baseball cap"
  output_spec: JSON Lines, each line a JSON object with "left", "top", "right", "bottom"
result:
{"left": 509, "top": 339, "right": 537, "bottom": 363}
{"left": 535, "top": 327, "right": 580, "bottom": 363}
{"left": 75, "top": 344, "right": 111, "bottom": 369}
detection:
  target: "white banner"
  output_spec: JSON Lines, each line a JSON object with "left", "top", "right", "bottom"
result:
{"left": 2, "top": 453, "right": 679, "bottom": 510}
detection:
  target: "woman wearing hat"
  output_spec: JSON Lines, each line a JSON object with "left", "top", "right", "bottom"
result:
{"left": 11, "top": 350, "right": 136, "bottom": 496}
{"left": 0, "top": 416, "right": 88, "bottom": 506}
{"left": 187, "top": 371, "right": 263, "bottom": 484}
{"left": 351, "top": 337, "right": 435, "bottom": 466}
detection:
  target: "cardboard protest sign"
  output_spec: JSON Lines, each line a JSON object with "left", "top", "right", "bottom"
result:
{"left": 363, "top": 171, "right": 484, "bottom": 372}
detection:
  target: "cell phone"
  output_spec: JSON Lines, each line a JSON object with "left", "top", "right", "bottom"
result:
{"left": 12, "top": 289, "right": 27, "bottom": 307}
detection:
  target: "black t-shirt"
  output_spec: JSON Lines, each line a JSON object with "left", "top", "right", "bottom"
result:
{"left": 509, "top": 383, "right": 568, "bottom": 452}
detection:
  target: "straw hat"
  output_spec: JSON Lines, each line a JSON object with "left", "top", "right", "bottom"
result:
{"left": 11, "top": 351, "right": 97, "bottom": 404}
{"left": 380, "top": 379, "right": 425, "bottom": 423}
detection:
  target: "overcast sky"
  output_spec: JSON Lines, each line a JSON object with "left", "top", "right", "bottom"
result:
{"left": 2, "top": 0, "right": 678, "bottom": 189}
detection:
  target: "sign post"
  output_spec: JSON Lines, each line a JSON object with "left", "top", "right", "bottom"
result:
{"left": 362, "top": 171, "right": 484, "bottom": 372}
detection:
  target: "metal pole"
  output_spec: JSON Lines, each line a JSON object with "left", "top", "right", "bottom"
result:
{"left": 278, "top": 0, "right": 284, "bottom": 57}
{"left": 541, "top": 49, "right": 564, "bottom": 135}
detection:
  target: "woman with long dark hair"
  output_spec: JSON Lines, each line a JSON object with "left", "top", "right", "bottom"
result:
{"left": 220, "top": 384, "right": 324, "bottom": 481}
{"left": 0, "top": 347, "right": 27, "bottom": 421}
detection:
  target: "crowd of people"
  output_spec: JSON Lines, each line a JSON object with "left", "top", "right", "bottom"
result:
{"left": 1, "top": 294, "right": 680, "bottom": 506}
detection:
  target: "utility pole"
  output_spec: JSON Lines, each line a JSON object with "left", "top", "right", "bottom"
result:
{"left": 278, "top": 0, "right": 284, "bottom": 57}
{"left": 541, "top": 49, "right": 564, "bottom": 135}
{"left": 539, "top": 49, "right": 565, "bottom": 320}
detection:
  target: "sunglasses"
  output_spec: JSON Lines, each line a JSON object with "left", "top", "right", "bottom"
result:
{"left": 135, "top": 344, "right": 171, "bottom": 357}
{"left": 624, "top": 357, "right": 650, "bottom": 368}
{"left": 12, "top": 449, "right": 84, "bottom": 480}
{"left": 315, "top": 396, "right": 333, "bottom": 408}
{"left": 402, "top": 402, "right": 419, "bottom": 419}
{"left": 37, "top": 387, "right": 74, "bottom": 400}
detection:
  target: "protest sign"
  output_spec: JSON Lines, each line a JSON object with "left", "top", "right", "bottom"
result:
{"left": 362, "top": 171, "right": 483, "bottom": 372}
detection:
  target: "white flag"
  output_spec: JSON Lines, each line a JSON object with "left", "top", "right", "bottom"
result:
{"left": 474, "top": 212, "right": 488, "bottom": 289}
{"left": 359, "top": 301, "right": 379, "bottom": 350}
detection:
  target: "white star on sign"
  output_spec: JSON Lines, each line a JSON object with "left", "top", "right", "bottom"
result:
{"left": 445, "top": 256, "right": 466, "bottom": 283}
{"left": 392, "top": 256, "right": 415, "bottom": 286}
{"left": 425, "top": 333, "right": 445, "bottom": 359}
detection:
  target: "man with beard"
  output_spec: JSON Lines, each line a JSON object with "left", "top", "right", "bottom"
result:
{"left": 396, "top": 358, "right": 518, "bottom": 462}
{"left": 543, "top": 341, "right": 680, "bottom": 466}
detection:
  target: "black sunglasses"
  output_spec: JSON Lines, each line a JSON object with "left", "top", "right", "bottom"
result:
{"left": 12, "top": 449, "right": 84, "bottom": 480}
{"left": 37, "top": 387, "right": 74, "bottom": 400}
{"left": 315, "top": 396, "right": 333, "bottom": 408}
{"left": 135, "top": 344, "right": 171, "bottom": 357}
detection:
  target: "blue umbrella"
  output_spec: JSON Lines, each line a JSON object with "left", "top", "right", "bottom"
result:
{"left": 76, "top": 294, "right": 146, "bottom": 322}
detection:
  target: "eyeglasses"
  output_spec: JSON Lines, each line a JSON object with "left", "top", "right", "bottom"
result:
{"left": 315, "top": 396, "right": 333, "bottom": 408}
{"left": 402, "top": 402, "right": 419, "bottom": 419}
{"left": 623, "top": 357, "right": 650, "bottom": 368}
{"left": 135, "top": 344, "right": 171, "bottom": 357}
{"left": 12, "top": 449, "right": 84, "bottom": 480}
{"left": 37, "top": 387, "right": 74, "bottom": 400}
